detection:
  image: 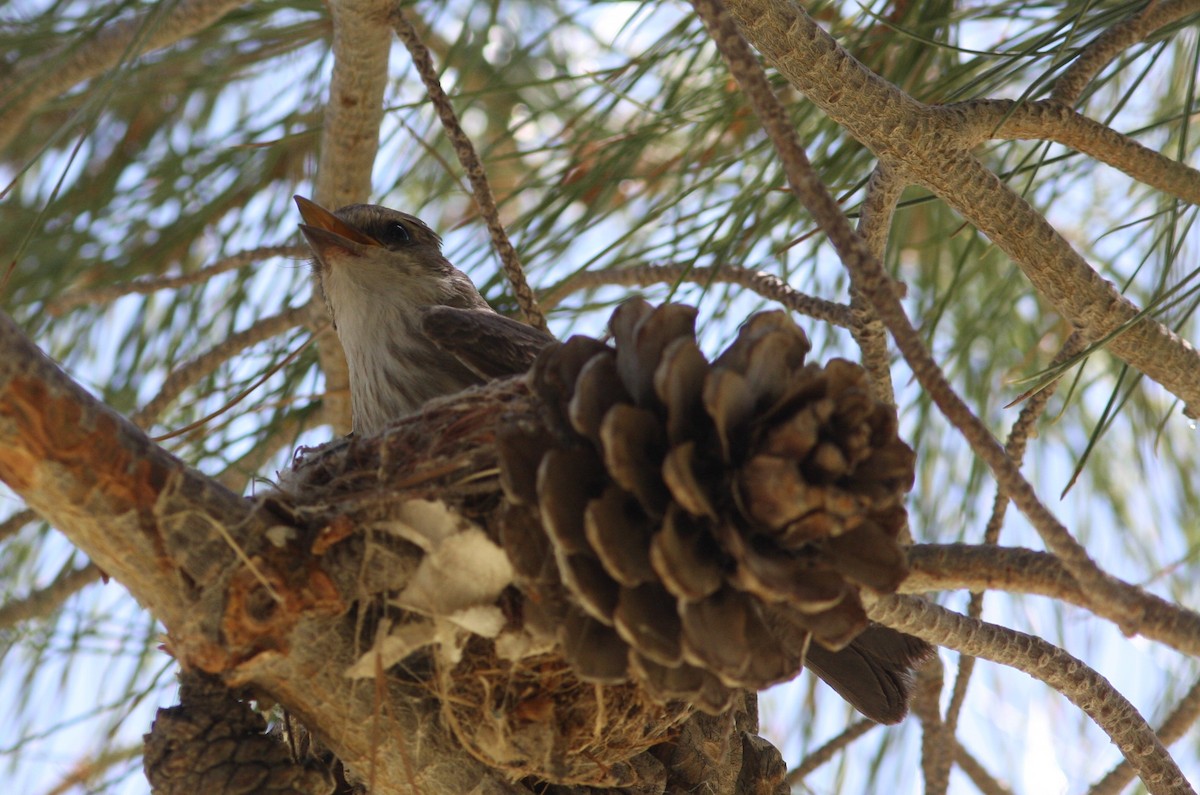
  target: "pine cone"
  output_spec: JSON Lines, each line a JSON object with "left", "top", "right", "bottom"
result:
{"left": 498, "top": 299, "right": 917, "bottom": 714}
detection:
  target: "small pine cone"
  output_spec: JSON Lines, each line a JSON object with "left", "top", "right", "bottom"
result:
{"left": 498, "top": 299, "right": 917, "bottom": 713}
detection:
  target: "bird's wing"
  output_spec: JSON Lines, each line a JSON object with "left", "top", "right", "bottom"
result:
{"left": 420, "top": 305, "right": 557, "bottom": 381}
{"left": 803, "top": 625, "right": 936, "bottom": 724}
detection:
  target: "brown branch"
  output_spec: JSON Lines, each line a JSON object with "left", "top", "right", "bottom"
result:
{"left": 945, "top": 331, "right": 1086, "bottom": 736}
{"left": 953, "top": 740, "right": 1016, "bottom": 795}
{"left": 1090, "top": 677, "right": 1200, "bottom": 795}
{"left": 949, "top": 99, "right": 1200, "bottom": 205}
{"left": 0, "top": 561, "right": 100, "bottom": 630}
{"left": 785, "top": 719, "right": 877, "bottom": 783}
{"left": 692, "top": 0, "right": 1144, "bottom": 630}
{"left": 903, "top": 544, "right": 1200, "bottom": 658}
{"left": 1052, "top": 0, "right": 1200, "bottom": 106}
{"left": 0, "top": 308, "right": 528, "bottom": 794}
{"left": 0, "top": 507, "right": 38, "bottom": 544}
{"left": 868, "top": 594, "right": 1192, "bottom": 795}
{"left": 850, "top": 164, "right": 905, "bottom": 406}
{"left": 134, "top": 305, "right": 308, "bottom": 427}
{"left": 542, "top": 262, "right": 854, "bottom": 328}
{"left": 390, "top": 7, "right": 548, "bottom": 333}
{"left": 45, "top": 245, "right": 307, "bottom": 317}
{"left": 724, "top": 0, "right": 1200, "bottom": 418}
{"left": 0, "top": 0, "right": 247, "bottom": 152}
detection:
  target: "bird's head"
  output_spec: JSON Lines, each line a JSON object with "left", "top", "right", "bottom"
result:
{"left": 294, "top": 195, "right": 487, "bottom": 326}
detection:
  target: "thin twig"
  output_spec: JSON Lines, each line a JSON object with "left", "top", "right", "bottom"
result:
{"left": 1052, "top": 0, "right": 1200, "bottom": 105}
{"left": 542, "top": 262, "right": 854, "bottom": 328}
{"left": 0, "top": 562, "right": 100, "bottom": 630}
{"left": 903, "top": 544, "right": 1200, "bottom": 658}
{"left": 945, "top": 331, "right": 1086, "bottom": 735}
{"left": 953, "top": 739, "right": 1016, "bottom": 795}
{"left": 390, "top": 6, "right": 548, "bottom": 332}
{"left": 691, "top": 0, "right": 1144, "bottom": 630}
{"left": 45, "top": 245, "right": 306, "bottom": 316}
{"left": 0, "top": 0, "right": 245, "bottom": 152}
{"left": 785, "top": 719, "right": 877, "bottom": 783}
{"left": 134, "top": 305, "right": 308, "bottom": 426}
{"left": 869, "top": 594, "right": 1192, "bottom": 795}
{"left": 0, "top": 508, "right": 38, "bottom": 544}
{"left": 1090, "top": 677, "right": 1200, "bottom": 795}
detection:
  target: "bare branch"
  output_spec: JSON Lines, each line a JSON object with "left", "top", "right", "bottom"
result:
{"left": 946, "top": 331, "right": 1086, "bottom": 734}
{"left": 390, "top": 7, "right": 548, "bottom": 333}
{"left": 1052, "top": 0, "right": 1200, "bottom": 105}
{"left": 785, "top": 719, "right": 877, "bottom": 783}
{"left": 869, "top": 594, "right": 1192, "bottom": 795}
{"left": 0, "top": 309, "right": 528, "bottom": 794}
{"left": 953, "top": 740, "right": 1016, "bottom": 795}
{"left": 542, "top": 262, "right": 854, "bottom": 328}
{"left": 948, "top": 99, "right": 1200, "bottom": 205}
{"left": 692, "top": 0, "right": 1144, "bottom": 630}
{"left": 0, "top": 0, "right": 247, "bottom": 152}
{"left": 134, "top": 305, "right": 308, "bottom": 426}
{"left": 850, "top": 164, "right": 905, "bottom": 405}
{"left": 45, "top": 245, "right": 307, "bottom": 317}
{"left": 0, "top": 562, "right": 100, "bottom": 630}
{"left": 1091, "top": 677, "right": 1200, "bottom": 795}
{"left": 725, "top": 0, "right": 1200, "bottom": 417}
{"left": 0, "top": 507, "right": 38, "bottom": 544}
{"left": 903, "top": 544, "right": 1200, "bottom": 658}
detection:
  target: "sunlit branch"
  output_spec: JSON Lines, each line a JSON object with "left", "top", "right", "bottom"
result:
{"left": 45, "top": 245, "right": 307, "bottom": 317}
{"left": 949, "top": 100, "right": 1200, "bottom": 205}
{"left": 849, "top": 164, "right": 905, "bottom": 406}
{"left": 692, "top": 0, "right": 1145, "bottom": 632}
{"left": 904, "top": 544, "right": 1200, "bottom": 657}
{"left": 542, "top": 263, "right": 854, "bottom": 328}
{"left": 869, "top": 594, "right": 1190, "bottom": 795}
{"left": 1090, "top": 677, "right": 1200, "bottom": 795}
{"left": 725, "top": 0, "right": 1200, "bottom": 418}
{"left": 390, "top": 7, "right": 548, "bottom": 333}
{"left": 1051, "top": 0, "right": 1200, "bottom": 105}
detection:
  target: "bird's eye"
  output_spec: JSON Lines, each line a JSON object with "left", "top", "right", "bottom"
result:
{"left": 383, "top": 222, "right": 412, "bottom": 248}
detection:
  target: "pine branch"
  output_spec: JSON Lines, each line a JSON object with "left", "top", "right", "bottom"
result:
{"left": 390, "top": 6, "right": 548, "bottom": 333}
{"left": 785, "top": 719, "right": 877, "bottom": 783}
{"left": 694, "top": 0, "right": 1145, "bottom": 631}
{"left": 952, "top": 99, "right": 1200, "bottom": 205}
{"left": 0, "top": 561, "right": 99, "bottom": 630}
{"left": 724, "top": 0, "right": 1200, "bottom": 418}
{"left": 45, "top": 245, "right": 307, "bottom": 317}
{"left": 869, "top": 594, "right": 1192, "bottom": 795}
{"left": 1090, "top": 677, "right": 1200, "bottom": 795}
{"left": 1052, "top": 0, "right": 1200, "bottom": 105}
{"left": 903, "top": 544, "right": 1200, "bottom": 657}
{"left": 543, "top": 262, "right": 854, "bottom": 328}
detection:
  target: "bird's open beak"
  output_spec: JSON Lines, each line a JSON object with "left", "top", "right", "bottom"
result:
{"left": 294, "top": 195, "right": 383, "bottom": 260}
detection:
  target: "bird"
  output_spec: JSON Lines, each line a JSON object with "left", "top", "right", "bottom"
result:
{"left": 294, "top": 196, "right": 554, "bottom": 436}
{"left": 294, "top": 196, "right": 931, "bottom": 724}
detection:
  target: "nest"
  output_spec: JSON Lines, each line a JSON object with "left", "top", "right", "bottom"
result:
{"left": 278, "top": 298, "right": 916, "bottom": 786}
{"left": 438, "top": 640, "right": 686, "bottom": 789}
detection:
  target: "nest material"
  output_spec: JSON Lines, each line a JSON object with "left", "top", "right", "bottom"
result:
{"left": 498, "top": 299, "right": 916, "bottom": 712}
